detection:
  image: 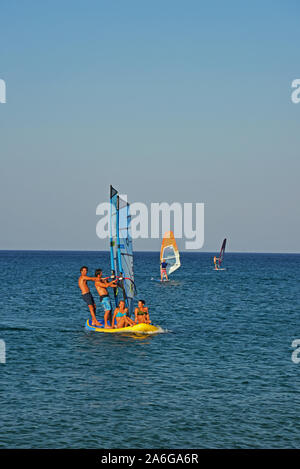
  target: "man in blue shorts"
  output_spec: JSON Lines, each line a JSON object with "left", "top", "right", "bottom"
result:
{"left": 94, "top": 269, "right": 117, "bottom": 328}
{"left": 78, "top": 266, "right": 100, "bottom": 326}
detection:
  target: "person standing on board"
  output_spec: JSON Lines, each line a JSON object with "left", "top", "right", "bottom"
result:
{"left": 160, "top": 259, "right": 168, "bottom": 281}
{"left": 213, "top": 256, "right": 219, "bottom": 270}
{"left": 134, "top": 300, "right": 151, "bottom": 324}
{"left": 78, "top": 266, "right": 101, "bottom": 326}
{"left": 94, "top": 269, "right": 117, "bottom": 328}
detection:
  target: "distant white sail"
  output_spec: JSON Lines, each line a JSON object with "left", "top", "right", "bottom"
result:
{"left": 160, "top": 231, "right": 181, "bottom": 276}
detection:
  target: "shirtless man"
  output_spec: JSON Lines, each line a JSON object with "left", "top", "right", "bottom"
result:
{"left": 213, "top": 256, "right": 219, "bottom": 270}
{"left": 134, "top": 300, "right": 151, "bottom": 324}
{"left": 78, "top": 266, "right": 101, "bottom": 326}
{"left": 94, "top": 269, "right": 117, "bottom": 328}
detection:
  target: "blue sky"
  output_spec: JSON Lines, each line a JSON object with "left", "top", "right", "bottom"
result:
{"left": 0, "top": 0, "right": 299, "bottom": 252}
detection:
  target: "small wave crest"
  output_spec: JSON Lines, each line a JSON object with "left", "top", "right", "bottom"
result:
{"left": 0, "top": 324, "right": 31, "bottom": 332}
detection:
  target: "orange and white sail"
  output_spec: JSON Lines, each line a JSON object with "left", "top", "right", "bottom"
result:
{"left": 160, "top": 231, "right": 181, "bottom": 276}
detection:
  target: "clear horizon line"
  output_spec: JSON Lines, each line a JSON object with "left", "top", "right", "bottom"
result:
{"left": 0, "top": 249, "right": 299, "bottom": 255}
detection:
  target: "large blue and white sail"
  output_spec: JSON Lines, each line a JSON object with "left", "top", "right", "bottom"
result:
{"left": 109, "top": 186, "right": 135, "bottom": 315}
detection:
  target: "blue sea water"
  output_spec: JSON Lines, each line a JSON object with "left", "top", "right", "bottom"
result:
{"left": 0, "top": 250, "right": 300, "bottom": 449}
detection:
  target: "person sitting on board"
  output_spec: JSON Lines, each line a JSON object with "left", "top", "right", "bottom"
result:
{"left": 160, "top": 259, "right": 168, "bottom": 281}
{"left": 78, "top": 266, "right": 101, "bottom": 326}
{"left": 94, "top": 269, "right": 117, "bottom": 329}
{"left": 134, "top": 300, "right": 151, "bottom": 324}
{"left": 112, "top": 300, "right": 136, "bottom": 329}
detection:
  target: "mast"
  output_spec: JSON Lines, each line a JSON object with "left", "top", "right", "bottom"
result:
{"left": 110, "top": 185, "right": 119, "bottom": 308}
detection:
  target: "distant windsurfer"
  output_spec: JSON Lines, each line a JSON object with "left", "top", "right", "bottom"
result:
{"left": 213, "top": 256, "right": 219, "bottom": 270}
{"left": 112, "top": 300, "right": 136, "bottom": 329}
{"left": 160, "top": 259, "right": 168, "bottom": 281}
{"left": 94, "top": 269, "right": 117, "bottom": 328}
{"left": 78, "top": 266, "right": 101, "bottom": 326}
{"left": 134, "top": 300, "right": 151, "bottom": 324}
{"left": 214, "top": 239, "right": 227, "bottom": 270}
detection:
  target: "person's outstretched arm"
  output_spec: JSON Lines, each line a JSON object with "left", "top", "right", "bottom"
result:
{"left": 83, "top": 276, "right": 98, "bottom": 282}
